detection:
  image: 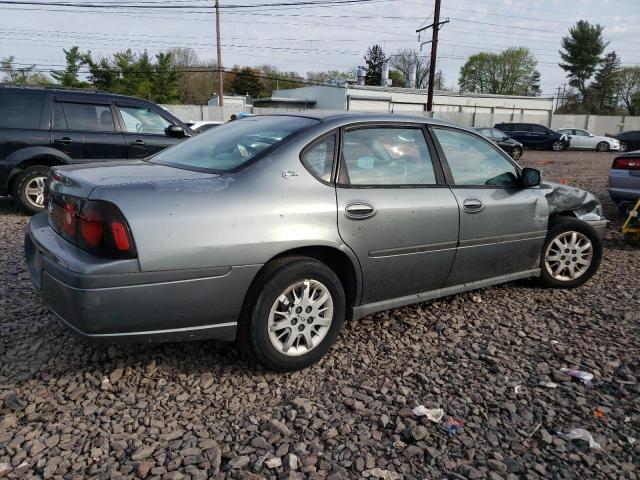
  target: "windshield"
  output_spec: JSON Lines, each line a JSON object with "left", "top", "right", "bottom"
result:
{"left": 151, "top": 115, "right": 319, "bottom": 172}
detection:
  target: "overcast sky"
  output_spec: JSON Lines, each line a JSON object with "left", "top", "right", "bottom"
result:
{"left": 2, "top": 0, "right": 639, "bottom": 96}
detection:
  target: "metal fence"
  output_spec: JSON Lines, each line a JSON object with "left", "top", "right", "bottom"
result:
{"left": 160, "top": 104, "right": 640, "bottom": 136}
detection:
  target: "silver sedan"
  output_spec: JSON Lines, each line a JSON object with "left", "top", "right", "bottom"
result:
{"left": 557, "top": 128, "right": 621, "bottom": 152}
{"left": 25, "top": 113, "right": 606, "bottom": 371}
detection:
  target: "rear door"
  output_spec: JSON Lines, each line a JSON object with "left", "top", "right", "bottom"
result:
{"left": 50, "top": 97, "right": 127, "bottom": 161}
{"left": 571, "top": 129, "right": 593, "bottom": 149}
{"left": 335, "top": 123, "right": 459, "bottom": 304}
{"left": 430, "top": 127, "right": 546, "bottom": 285}
{"left": 114, "top": 102, "right": 182, "bottom": 158}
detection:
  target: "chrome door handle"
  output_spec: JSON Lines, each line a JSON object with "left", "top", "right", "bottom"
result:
{"left": 129, "top": 139, "right": 145, "bottom": 146}
{"left": 462, "top": 198, "right": 484, "bottom": 213}
{"left": 345, "top": 202, "right": 375, "bottom": 219}
{"left": 54, "top": 137, "right": 72, "bottom": 144}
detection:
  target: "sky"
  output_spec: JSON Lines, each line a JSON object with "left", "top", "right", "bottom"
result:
{"left": 1, "top": 0, "right": 639, "bottom": 97}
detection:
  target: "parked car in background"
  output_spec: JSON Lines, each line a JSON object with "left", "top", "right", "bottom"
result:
{"left": 26, "top": 113, "right": 606, "bottom": 371}
{"left": 474, "top": 127, "right": 524, "bottom": 160}
{"left": 494, "top": 123, "right": 568, "bottom": 151}
{"left": 0, "top": 85, "right": 193, "bottom": 213}
{"left": 557, "top": 128, "right": 621, "bottom": 152}
{"left": 185, "top": 120, "right": 223, "bottom": 134}
{"left": 609, "top": 150, "right": 640, "bottom": 208}
{"left": 606, "top": 130, "right": 640, "bottom": 152}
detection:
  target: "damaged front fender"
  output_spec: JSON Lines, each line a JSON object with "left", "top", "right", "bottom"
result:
{"left": 540, "top": 181, "right": 605, "bottom": 222}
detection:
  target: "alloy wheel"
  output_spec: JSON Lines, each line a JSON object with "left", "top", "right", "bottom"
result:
{"left": 511, "top": 147, "right": 522, "bottom": 160}
{"left": 544, "top": 231, "right": 593, "bottom": 282}
{"left": 267, "top": 279, "right": 334, "bottom": 357}
{"left": 596, "top": 142, "right": 609, "bottom": 152}
{"left": 24, "top": 176, "right": 47, "bottom": 208}
{"left": 552, "top": 141, "right": 563, "bottom": 152}
{"left": 619, "top": 142, "right": 627, "bottom": 151}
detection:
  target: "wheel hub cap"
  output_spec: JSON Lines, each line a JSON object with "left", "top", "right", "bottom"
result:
{"left": 25, "top": 176, "right": 47, "bottom": 207}
{"left": 544, "top": 231, "right": 593, "bottom": 281}
{"left": 267, "top": 279, "right": 333, "bottom": 357}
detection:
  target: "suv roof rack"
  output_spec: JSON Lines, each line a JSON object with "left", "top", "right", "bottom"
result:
{"left": 0, "top": 83, "right": 108, "bottom": 94}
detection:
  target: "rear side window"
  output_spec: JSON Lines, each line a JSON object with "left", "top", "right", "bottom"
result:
{"left": 341, "top": 127, "right": 437, "bottom": 186}
{"left": 301, "top": 133, "right": 336, "bottom": 182}
{"left": 529, "top": 124, "right": 547, "bottom": 133}
{"left": 496, "top": 124, "right": 512, "bottom": 132}
{"left": 0, "top": 91, "right": 44, "bottom": 129}
{"left": 54, "top": 102, "right": 115, "bottom": 132}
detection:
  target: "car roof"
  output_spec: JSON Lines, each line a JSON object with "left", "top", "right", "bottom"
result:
{"left": 0, "top": 83, "right": 152, "bottom": 102}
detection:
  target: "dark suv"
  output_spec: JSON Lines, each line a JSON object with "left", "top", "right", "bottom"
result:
{"left": 494, "top": 122, "right": 568, "bottom": 152}
{"left": 0, "top": 85, "right": 193, "bottom": 213}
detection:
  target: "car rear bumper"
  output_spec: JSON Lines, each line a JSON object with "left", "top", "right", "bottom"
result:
{"left": 609, "top": 170, "right": 640, "bottom": 203}
{"left": 25, "top": 214, "right": 260, "bottom": 343}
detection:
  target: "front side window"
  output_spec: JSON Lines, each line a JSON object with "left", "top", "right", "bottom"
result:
{"left": 0, "top": 92, "right": 44, "bottom": 129}
{"left": 301, "top": 134, "right": 336, "bottom": 182}
{"left": 151, "top": 115, "right": 319, "bottom": 172}
{"left": 341, "top": 127, "right": 437, "bottom": 186}
{"left": 432, "top": 128, "right": 519, "bottom": 186}
{"left": 54, "top": 102, "right": 115, "bottom": 132}
{"left": 490, "top": 128, "right": 507, "bottom": 138}
{"left": 118, "top": 106, "right": 172, "bottom": 135}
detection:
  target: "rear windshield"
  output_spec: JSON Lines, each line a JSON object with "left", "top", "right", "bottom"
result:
{"left": 150, "top": 115, "right": 319, "bottom": 172}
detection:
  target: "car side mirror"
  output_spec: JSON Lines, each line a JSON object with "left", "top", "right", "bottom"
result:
{"left": 165, "top": 125, "right": 186, "bottom": 138}
{"left": 521, "top": 167, "right": 541, "bottom": 187}
{"left": 589, "top": 133, "right": 594, "bottom": 137}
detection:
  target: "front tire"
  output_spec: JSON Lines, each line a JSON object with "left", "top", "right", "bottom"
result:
{"left": 596, "top": 141, "right": 610, "bottom": 152}
{"left": 551, "top": 140, "right": 565, "bottom": 152}
{"left": 11, "top": 166, "right": 50, "bottom": 214}
{"left": 242, "top": 257, "right": 346, "bottom": 371}
{"left": 619, "top": 141, "right": 627, "bottom": 152}
{"left": 539, "top": 218, "right": 602, "bottom": 289}
{"left": 511, "top": 146, "right": 523, "bottom": 160}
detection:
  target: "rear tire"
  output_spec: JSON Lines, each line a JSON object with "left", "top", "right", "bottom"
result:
{"left": 241, "top": 256, "right": 346, "bottom": 371}
{"left": 11, "top": 166, "right": 50, "bottom": 215}
{"left": 596, "top": 141, "right": 609, "bottom": 152}
{"left": 539, "top": 217, "right": 602, "bottom": 289}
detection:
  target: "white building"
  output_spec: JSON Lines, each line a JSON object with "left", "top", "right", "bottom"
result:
{"left": 268, "top": 84, "right": 553, "bottom": 119}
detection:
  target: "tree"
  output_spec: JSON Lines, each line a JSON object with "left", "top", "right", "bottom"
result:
{"left": 592, "top": 51, "right": 622, "bottom": 112}
{"left": 559, "top": 20, "right": 607, "bottom": 103}
{"left": 459, "top": 47, "right": 540, "bottom": 95}
{"left": 389, "top": 70, "right": 404, "bottom": 87}
{"left": 363, "top": 44, "right": 386, "bottom": 86}
{"left": 306, "top": 69, "right": 354, "bottom": 85}
{"left": 527, "top": 70, "right": 542, "bottom": 96}
{"left": 230, "top": 67, "right": 263, "bottom": 98}
{"left": 1, "top": 56, "right": 51, "bottom": 85}
{"left": 152, "top": 52, "right": 179, "bottom": 103}
{"left": 390, "top": 49, "right": 429, "bottom": 88}
{"left": 168, "top": 47, "right": 218, "bottom": 104}
{"left": 257, "top": 64, "right": 304, "bottom": 94}
{"left": 617, "top": 66, "right": 640, "bottom": 115}
{"left": 51, "top": 46, "right": 89, "bottom": 87}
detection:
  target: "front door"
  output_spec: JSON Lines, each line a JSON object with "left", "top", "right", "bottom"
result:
{"left": 115, "top": 103, "right": 181, "bottom": 158}
{"left": 430, "top": 127, "right": 547, "bottom": 286}
{"left": 335, "top": 124, "right": 459, "bottom": 304}
{"left": 50, "top": 98, "right": 127, "bottom": 161}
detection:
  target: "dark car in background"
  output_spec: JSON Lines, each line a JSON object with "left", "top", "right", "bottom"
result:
{"left": 0, "top": 85, "right": 193, "bottom": 213}
{"left": 495, "top": 122, "right": 568, "bottom": 152}
{"left": 474, "top": 127, "right": 524, "bottom": 160}
{"left": 606, "top": 130, "right": 640, "bottom": 152}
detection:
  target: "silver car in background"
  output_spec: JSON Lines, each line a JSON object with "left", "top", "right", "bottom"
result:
{"left": 557, "top": 128, "right": 621, "bottom": 152}
{"left": 25, "top": 113, "right": 606, "bottom": 371}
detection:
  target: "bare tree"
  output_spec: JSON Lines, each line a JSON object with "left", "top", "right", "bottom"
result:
{"left": 617, "top": 66, "right": 640, "bottom": 115}
{"left": 390, "top": 49, "right": 429, "bottom": 88}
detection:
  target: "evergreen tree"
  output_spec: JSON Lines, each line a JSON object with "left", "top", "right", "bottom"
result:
{"left": 152, "top": 52, "right": 179, "bottom": 103}
{"left": 363, "top": 45, "right": 387, "bottom": 86}
{"left": 230, "top": 67, "right": 263, "bottom": 98}
{"left": 559, "top": 21, "right": 607, "bottom": 103}
{"left": 1, "top": 56, "right": 51, "bottom": 85}
{"left": 527, "top": 70, "right": 542, "bottom": 96}
{"left": 592, "top": 51, "right": 622, "bottom": 112}
{"left": 51, "top": 46, "right": 88, "bottom": 87}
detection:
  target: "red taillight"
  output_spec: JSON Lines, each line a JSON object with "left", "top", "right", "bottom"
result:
{"left": 111, "top": 222, "right": 130, "bottom": 251}
{"left": 612, "top": 157, "right": 640, "bottom": 170}
{"left": 79, "top": 209, "right": 104, "bottom": 247}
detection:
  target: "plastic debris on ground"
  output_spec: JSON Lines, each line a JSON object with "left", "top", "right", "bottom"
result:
{"left": 558, "top": 428, "right": 601, "bottom": 449}
{"left": 594, "top": 409, "right": 605, "bottom": 418}
{"left": 412, "top": 405, "right": 444, "bottom": 423}
{"left": 559, "top": 367, "right": 595, "bottom": 385}
{"left": 514, "top": 385, "right": 526, "bottom": 394}
{"left": 629, "top": 437, "right": 636, "bottom": 445}
{"left": 441, "top": 416, "right": 465, "bottom": 435}
{"left": 539, "top": 381, "right": 559, "bottom": 388}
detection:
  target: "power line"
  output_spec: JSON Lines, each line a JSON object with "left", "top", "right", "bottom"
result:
{"left": 0, "top": 0, "right": 383, "bottom": 8}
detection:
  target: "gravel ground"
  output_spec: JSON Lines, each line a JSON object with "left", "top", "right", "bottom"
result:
{"left": 1, "top": 150, "right": 639, "bottom": 480}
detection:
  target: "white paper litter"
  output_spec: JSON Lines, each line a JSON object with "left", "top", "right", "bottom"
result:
{"left": 559, "top": 428, "right": 601, "bottom": 449}
{"left": 412, "top": 405, "right": 444, "bottom": 423}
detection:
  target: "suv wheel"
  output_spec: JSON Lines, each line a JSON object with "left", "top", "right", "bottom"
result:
{"left": 596, "top": 141, "right": 609, "bottom": 152}
{"left": 539, "top": 218, "right": 602, "bottom": 289}
{"left": 511, "top": 146, "right": 523, "bottom": 160}
{"left": 241, "top": 256, "right": 346, "bottom": 371}
{"left": 619, "top": 141, "right": 627, "bottom": 151}
{"left": 11, "top": 166, "right": 50, "bottom": 214}
{"left": 551, "top": 140, "right": 564, "bottom": 152}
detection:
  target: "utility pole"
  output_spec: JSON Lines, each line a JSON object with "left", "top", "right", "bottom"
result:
{"left": 215, "top": 0, "right": 224, "bottom": 107}
{"left": 416, "top": 0, "right": 448, "bottom": 112}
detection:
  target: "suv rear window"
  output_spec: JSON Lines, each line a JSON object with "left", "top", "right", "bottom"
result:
{"left": 0, "top": 91, "right": 44, "bottom": 129}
